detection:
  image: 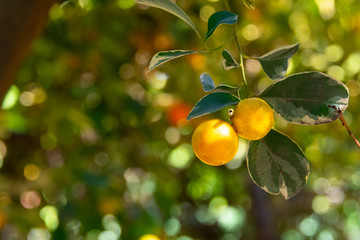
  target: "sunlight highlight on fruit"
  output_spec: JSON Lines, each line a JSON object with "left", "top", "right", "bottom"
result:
{"left": 232, "top": 98, "right": 274, "bottom": 140}
{"left": 192, "top": 119, "right": 239, "bottom": 166}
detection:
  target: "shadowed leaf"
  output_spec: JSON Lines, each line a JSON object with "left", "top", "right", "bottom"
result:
{"left": 187, "top": 92, "right": 239, "bottom": 120}
{"left": 257, "top": 43, "right": 300, "bottom": 80}
{"left": 222, "top": 49, "right": 240, "bottom": 70}
{"left": 248, "top": 129, "right": 310, "bottom": 199}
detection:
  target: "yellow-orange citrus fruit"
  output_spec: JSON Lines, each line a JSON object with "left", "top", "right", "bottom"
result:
{"left": 191, "top": 119, "right": 239, "bottom": 166}
{"left": 232, "top": 98, "right": 274, "bottom": 140}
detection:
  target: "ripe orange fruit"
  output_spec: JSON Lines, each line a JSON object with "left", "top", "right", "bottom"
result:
{"left": 191, "top": 119, "right": 239, "bottom": 166}
{"left": 232, "top": 98, "right": 274, "bottom": 140}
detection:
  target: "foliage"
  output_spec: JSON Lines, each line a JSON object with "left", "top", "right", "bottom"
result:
{"left": 0, "top": 0, "right": 360, "bottom": 239}
{"left": 142, "top": 0, "right": 350, "bottom": 199}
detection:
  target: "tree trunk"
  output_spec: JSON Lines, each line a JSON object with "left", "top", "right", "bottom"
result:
{"left": 0, "top": 0, "right": 58, "bottom": 103}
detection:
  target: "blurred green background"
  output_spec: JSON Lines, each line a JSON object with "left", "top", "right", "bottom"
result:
{"left": 0, "top": 0, "right": 360, "bottom": 239}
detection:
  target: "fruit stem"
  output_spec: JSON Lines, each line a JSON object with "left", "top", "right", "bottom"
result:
{"left": 224, "top": 0, "right": 251, "bottom": 99}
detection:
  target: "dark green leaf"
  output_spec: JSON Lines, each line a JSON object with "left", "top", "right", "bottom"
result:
{"left": 187, "top": 92, "right": 239, "bottom": 120}
{"left": 149, "top": 50, "right": 197, "bottom": 71}
{"left": 200, "top": 73, "right": 216, "bottom": 92}
{"left": 222, "top": 49, "right": 240, "bottom": 70}
{"left": 257, "top": 43, "right": 300, "bottom": 80}
{"left": 242, "top": 0, "right": 255, "bottom": 10}
{"left": 247, "top": 129, "right": 309, "bottom": 199}
{"left": 137, "top": 0, "right": 201, "bottom": 38}
{"left": 260, "top": 71, "right": 349, "bottom": 125}
{"left": 205, "top": 11, "right": 238, "bottom": 41}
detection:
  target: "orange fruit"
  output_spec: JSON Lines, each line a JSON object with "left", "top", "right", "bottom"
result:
{"left": 232, "top": 98, "right": 274, "bottom": 140}
{"left": 192, "top": 119, "right": 239, "bottom": 166}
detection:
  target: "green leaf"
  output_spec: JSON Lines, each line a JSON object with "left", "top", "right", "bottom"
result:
{"left": 247, "top": 129, "right": 309, "bottom": 199}
{"left": 187, "top": 92, "right": 239, "bottom": 120}
{"left": 200, "top": 73, "right": 216, "bottom": 92}
{"left": 200, "top": 73, "right": 237, "bottom": 93}
{"left": 256, "top": 43, "right": 300, "bottom": 80}
{"left": 222, "top": 49, "right": 240, "bottom": 70}
{"left": 242, "top": 0, "right": 255, "bottom": 10}
{"left": 205, "top": 11, "right": 238, "bottom": 41}
{"left": 260, "top": 71, "right": 349, "bottom": 125}
{"left": 149, "top": 50, "right": 197, "bottom": 71}
{"left": 137, "top": 0, "right": 201, "bottom": 39}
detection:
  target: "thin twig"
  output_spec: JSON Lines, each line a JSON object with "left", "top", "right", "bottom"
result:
{"left": 330, "top": 106, "right": 360, "bottom": 149}
{"left": 224, "top": 0, "right": 248, "bottom": 87}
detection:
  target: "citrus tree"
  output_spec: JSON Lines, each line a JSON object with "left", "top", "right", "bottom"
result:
{"left": 137, "top": 0, "right": 356, "bottom": 199}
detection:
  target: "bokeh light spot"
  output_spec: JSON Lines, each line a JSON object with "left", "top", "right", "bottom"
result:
{"left": 325, "top": 44, "right": 343, "bottom": 62}
{"left": 164, "top": 218, "right": 181, "bottom": 236}
{"left": 116, "top": 0, "right": 135, "bottom": 9}
{"left": 316, "top": 229, "right": 336, "bottom": 240}
{"left": 147, "top": 71, "right": 168, "bottom": 90}
{"left": 27, "top": 228, "right": 50, "bottom": 240}
{"left": 310, "top": 53, "right": 328, "bottom": 71}
{"left": 242, "top": 24, "right": 261, "bottom": 41}
{"left": 312, "top": 195, "right": 330, "bottom": 214}
{"left": 218, "top": 206, "right": 245, "bottom": 232}
{"left": 313, "top": 177, "right": 330, "bottom": 194}
{"left": 200, "top": 5, "right": 215, "bottom": 22}
{"left": 195, "top": 205, "right": 216, "bottom": 225}
{"left": 20, "top": 191, "right": 41, "bottom": 209}
{"left": 24, "top": 164, "right": 41, "bottom": 181}
{"left": 135, "top": 49, "right": 150, "bottom": 65}
{"left": 19, "top": 91, "right": 35, "bottom": 106}
{"left": 343, "top": 52, "right": 360, "bottom": 77}
{"left": 98, "top": 230, "right": 117, "bottom": 240}
{"left": 282, "top": 229, "right": 304, "bottom": 240}
{"left": 343, "top": 199, "right": 359, "bottom": 216}
{"left": 326, "top": 65, "right": 344, "bottom": 81}
{"left": 346, "top": 80, "right": 360, "bottom": 97}
{"left": 167, "top": 144, "right": 193, "bottom": 169}
{"left": 299, "top": 216, "right": 319, "bottom": 237}
{"left": 40, "top": 206, "right": 59, "bottom": 231}
{"left": 119, "top": 63, "right": 135, "bottom": 80}
{"left": 165, "top": 127, "right": 180, "bottom": 145}
{"left": 102, "top": 214, "right": 122, "bottom": 238}
{"left": 315, "top": 0, "right": 335, "bottom": 19}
